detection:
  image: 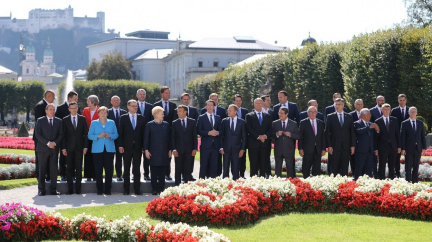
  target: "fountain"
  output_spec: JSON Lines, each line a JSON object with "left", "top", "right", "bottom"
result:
{"left": 64, "top": 70, "right": 74, "bottom": 101}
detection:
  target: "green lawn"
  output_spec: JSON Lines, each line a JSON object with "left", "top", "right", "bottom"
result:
{"left": 0, "top": 148, "right": 35, "bottom": 155}
{"left": 0, "top": 177, "right": 38, "bottom": 190}
{"left": 0, "top": 164, "right": 11, "bottom": 167}
{"left": 57, "top": 202, "right": 432, "bottom": 242}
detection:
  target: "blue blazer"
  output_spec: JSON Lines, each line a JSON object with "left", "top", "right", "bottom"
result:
{"left": 354, "top": 120, "right": 376, "bottom": 153}
{"left": 400, "top": 119, "right": 427, "bottom": 153}
{"left": 197, "top": 113, "right": 222, "bottom": 149}
{"left": 272, "top": 102, "right": 300, "bottom": 123}
{"left": 324, "top": 105, "right": 348, "bottom": 123}
{"left": 299, "top": 111, "right": 324, "bottom": 123}
{"left": 88, "top": 119, "right": 119, "bottom": 153}
{"left": 200, "top": 106, "right": 227, "bottom": 120}
{"left": 369, "top": 106, "right": 382, "bottom": 123}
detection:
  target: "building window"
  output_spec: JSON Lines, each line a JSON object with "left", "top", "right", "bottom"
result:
{"left": 198, "top": 61, "right": 203, "bottom": 67}
{"left": 213, "top": 62, "right": 219, "bottom": 67}
{"left": 26, "top": 68, "right": 29, "bottom": 74}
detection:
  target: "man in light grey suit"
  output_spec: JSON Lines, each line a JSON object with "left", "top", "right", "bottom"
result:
{"left": 272, "top": 107, "right": 300, "bottom": 178}
{"left": 35, "top": 103, "right": 63, "bottom": 196}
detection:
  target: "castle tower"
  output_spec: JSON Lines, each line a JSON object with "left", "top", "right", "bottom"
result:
{"left": 20, "top": 40, "right": 38, "bottom": 80}
{"left": 40, "top": 38, "right": 56, "bottom": 77}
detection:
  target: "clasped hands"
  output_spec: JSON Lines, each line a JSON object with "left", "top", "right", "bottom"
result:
{"left": 208, "top": 129, "right": 219, "bottom": 136}
{"left": 277, "top": 131, "right": 291, "bottom": 137}
{"left": 97, "top": 132, "right": 111, "bottom": 138}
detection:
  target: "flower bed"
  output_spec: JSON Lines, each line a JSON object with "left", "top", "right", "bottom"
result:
{"left": 0, "top": 163, "right": 36, "bottom": 180}
{"left": 0, "top": 154, "right": 35, "bottom": 165}
{"left": 146, "top": 176, "right": 432, "bottom": 226}
{"left": 0, "top": 203, "right": 230, "bottom": 242}
{"left": 0, "top": 137, "right": 35, "bottom": 150}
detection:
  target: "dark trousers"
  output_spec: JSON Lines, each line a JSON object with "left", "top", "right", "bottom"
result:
{"left": 199, "top": 147, "right": 219, "bottom": 178}
{"left": 92, "top": 149, "right": 114, "bottom": 193}
{"left": 175, "top": 151, "right": 193, "bottom": 185}
{"left": 330, "top": 149, "right": 350, "bottom": 176}
{"left": 166, "top": 162, "right": 171, "bottom": 178}
{"left": 302, "top": 150, "right": 322, "bottom": 178}
{"left": 190, "top": 155, "right": 196, "bottom": 178}
{"left": 84, "top": 140, "right": 95, "bottom": 179}
{"left": 265, "top": 148, "right": 272, "bottom": 177}
{"left": 239, "top": 153, "right": 246, "bottom": 178}
{"left": 350, "top": 154, "right": 356, "bottom": 176}
{"left": 123, "top": 149, "right": 142, "bottom": 193}
{"left": 378, "top": 149, "right": 397, "bottom": 180}
{"left": 59, "top": 151, "right": 66, "bottom": 178}
{"left": 143, "top": 154, "right": 150, "bottom": 178}
{"left": 372, "top": 155, "right": 378, "bottom": 177}
{"left": 217, "top": 154, "right": 222, "bottom": 177}
{"left": 354, "top": 152, "right": 373, "bottom": 180}
{"left": 223, "top": 151, "right": 240, "bottom": 180}
{"left": 150, "top": 165, "right": 166, "bottom": 193}
{"left": 249, "top": 144, "right": 270, "bottom": 177}
{"left": 275, "top": 154, "right": 295, "bottom": 178}
{"left": 114, "top": 139, "right": 123, "bottom": 178}
{"left": 38, "top": 149, "right": 58, "bottom": 193}
{"left": 327, "top": 154, "right": 332, "bottom": 175}
{"left": 405, "top": 150, "right": 421, "bottom": 183}
{"left": 66, "top": 149, "right": 83, "bottom": 192}
{"left": 35, "top": 141, "right": 50, "bottom": 181}
{"left": 395, "top": 153, "right": 402, "bottom": 177}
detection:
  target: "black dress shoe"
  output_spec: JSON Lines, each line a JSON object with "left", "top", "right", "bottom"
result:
{"left": 76, "top": 191, "right": 81, "bottom": 195}
{"left": 87, "top": 178, "right": 92, "bottom": 182}
{"left": 123, "top": 191, "right": 130, "bottom": 195}
{"left": 38, "top": 191, "right": 46, "bottom": 196}
{"left": 50, "top": 191, "right": 60, "bottom": 195}
{"left": 105, "top": 192, "right": 111, "bottom": 195}
{"left": 97, "top": 192, "right": 103, "bottom": 195}
{"left": 152, "top": 191, "right": 158, "bottom": 195}
{"left": 61, "top": 176, "right": 67, "bottom": 181}
{"left": 45, "top": 178, "right": 51, "bottom": 182}
{"left": 190, "top": 177, "right": 196, "bottom": 181}
{"left": 117, "top": 177, "right": 123, "bottom": 181}
{"left": 67, "top": 190, "right": 73, "bottom": 195}
{"left": 135, "top": 191, "right": 143, "bottom": 195}
{"left": 144, "top": 176, "right": 151, "bottom": 181}
{"left": 166, "top": 175, "right": 173, "bottom": 181}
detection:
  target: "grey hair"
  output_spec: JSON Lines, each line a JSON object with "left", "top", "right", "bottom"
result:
{"left": 307, "top": 106, "right": 317, "bottom": 112}
{"left": 136, "top": 89, "right": 146, "bottom": 95}
{"left": 381, "top": 103, "right": 391, "bottom": 109}
{"left": 409, "top": 106, "right": 417, "bottom": 112}
{"left": 87, "top": 95, "right": 99, "bottom": 106}
{"left": 360, "top": 108, "right": 370, "bottom": 117}
{"left": 354, "top": 99, "right": 363, "bottom": 105}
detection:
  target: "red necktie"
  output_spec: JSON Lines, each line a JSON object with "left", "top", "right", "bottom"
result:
{"left": 312, "top": 120, "right": 316, "bottom": 135}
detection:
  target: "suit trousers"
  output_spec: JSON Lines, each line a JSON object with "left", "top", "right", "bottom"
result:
{"left": 354, "top": 152, "right": 373, "bottom": 180}
{"left": 84, "top": 140, "right": 95, "bottom": 179}
{"left": 123, "top": 149, "right": 142, "bottom": 193}
{"left": 248, "top": 144, "right": 270, "bottom": 177}
{"left": 349, "top": 154, "right": 356, "bottom": 177}
{"left": 142, "top": 154, "right": 150, "bottom": 177}
{"left": 330, "top": 149, "right": 350, "bottom": 176}
{"left": 372, "top": 155, "right": 378, "bottom": 177}
{"left": 114, "top": 139, "right": 123, "bottom": 178}
{"left": 199, "top": 147, "right": 219, "bottom": 178}
{"left": 150, "top": 165, "right": 166, "bottom": 193}
{"left": 302, "top": 150, "right": 322, "bottom": 178}
{"left": 405, "top": 150, "right": 421, "bottom": 183}
{"left": 395, "top": 153, "right": 402, "bottom": 177}
{"left": 66, "top": 149, "right": 84, "bottom": 192}
{"left": 275, "top": 152, "right": 295, "bottom": 178}
{"left": 59, "top": 151, "right": 66, "bottom": 177}
{"left": 38, "top": 149, "right": 59, "bottom": 193}
{"left": 92, "top": 148, "right": 114, "bottom": 193}
{"left": 175, "top": 151, "right": 193, "bottom": 185}
{"left": 217, "top": 153, "right": 223, "bottom": 177}
{"left": 378, "top": 149, "right": 397, "bottom": 180}
{"left": 239, "top": 154, "right": 247, "bottom": 178}
{"left": 223, "top": 151, "right": 240, "bottom": 180}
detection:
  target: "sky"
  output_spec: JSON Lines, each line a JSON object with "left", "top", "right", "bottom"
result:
{"left": 0, "top": 0, "right": 408, "bottom": 49}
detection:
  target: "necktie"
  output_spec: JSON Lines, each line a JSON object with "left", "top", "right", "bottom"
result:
{"left": 401, "top": 108, "right": 405, "bottom": 119}
{"left": 339, "top": 114, "right": 343, "bottom": 126}
{"left": 182, "top": 119, "right": 186, "bottom": 131}
{"left": 385, "top": 117, "right": 389, "bottom": 132}
{"left": 231, "top": 118, "right": 235, "bottom": 132}
{"left": 73, "top": 117, "right": 77, "bottom": 129}
{"left": 237, "top": 109, "right": 241, "bottom": 118}
{"left": 210, "top": 115, "right": 214, "bottom": 128}
{"left": 165, "top": 101, "right": 169, "bottom": 115}
{"left": 116, "top": 109, "right": 119, "bottom": 121}
{"left": 49, "top": 118, "right": 53, "bottom": 131}
{"left": 412, "top": 121, "right": 416, "bottom": 132}
{"left": 282, "top": 121, "right": 286, "bottom": 130}
{"left": 312, "top": 120, "right": 316, "bottom": 135}
{"left": 131, "top": 115, "right": 136, "bottom": 130}
{"left": 140, "top": 103, "right": 144, "bottom": 116}
{"left": 258, "top": 113, "right": 262, "bottom": 126}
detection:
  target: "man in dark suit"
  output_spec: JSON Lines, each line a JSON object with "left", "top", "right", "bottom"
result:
{"left": 390, "top": 94, "right": 409, "bottom": 178}
{"left": 299, "top": 106, "right": 326, "bottom": 178}
{"left": 55, "top": 90, "right": 80, "bottom": 181}
{"left": 233, "top": 94, "right": 248, "bottom": 179}
{"left": 172, "top": 93, "right": 199, "bottom": 181}
{"left": 172, "top": 105, "right": 198, "bottom": 185}
{"left": 61, "top": 102, "right": 88, "bottom": 194}
{"left": 220, "top": 104, "right": 247, "bottom": 180}
{"left": 370, "top": 95, "right": 385, "bottom": 123}
{"left": 401, "top": 107, "right": 427, "bottom": 183}
{"left": 154, "top": 86, "right": 177, "bottom": 180}
{"left": 324, "top": 92, "right": 348, "bottom": 123}
{"left": 136, "top": 88, "right": 154, "bottom": 181}
{"left": 299, "top": 100, "right": 324, "bottom": 123}
{"left": 261, "top": 95, "right": 273, "bottom": 177}
{"left": 118, "top": 100, "right": 146, "bottom": 195}
{"left": 272, "top": 90, "right": 300, "bottom": 124}
{"left": 197, "top": 100, "right": 222, "bottom": 178}
{"left": 272, "top": 106, "right": 300, "bottom": 178}
{"left": 200, "top": 93, "right": 227, "bottom": 119}
{"left": 35, "top": 103, "right": 63, "bottom": 196}
{"left": 349, "top": 98, "right": 364, "bottom": 174}
{"left": 375, "top": 104, "right": 401, "bottom": 180}
{"left": 107, "top": 95, "right": 127, "bottom": 181}
{"left": 246, "top": 98, "right": 273, "bottom": 177}
{"left": 325, "top": 98, "right": 356, "bottom": 176}
{"left": 353, "top": 108, "right": 379, "bottom": 180}
{"left": 33, "top": 90, "right": 55, "bottom": 181}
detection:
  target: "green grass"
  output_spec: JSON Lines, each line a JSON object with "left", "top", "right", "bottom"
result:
{"left": 0, "top": 177, "right": 38, "bottom": 190}
{"left": 0, "top": 148, "right": 35, "bottom": 155}
{"left": 56, "top": 202, "right": 432, "bottom": 242}
{"left": 0, "top": 164, "right": 11, "bottom": 167}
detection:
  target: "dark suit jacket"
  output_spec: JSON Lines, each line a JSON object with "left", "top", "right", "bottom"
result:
{"left": 200, "top": 106, "right": 227, "bottom": 120}
{"left": 197, "top": 113, "right": 222, "bottom": 149}
{"left": 298, "top": 118, "right": 326, "bottom": 154}
{"left": 33, "top": 99, "right": 48, "bottom": 140}
{"left": 55, "top": 102, "right": 82, "bottom": 120}
{"left": 390, "top": 106, "right": 410, "bottom": 127}
{"left": 137, "top": 101, "right": 154, "bottom": 121}
{"left": 171, "top": 118, "right": 198, "bottom": 153}
{"left": 272, "top": 119, "right": 300, "bottom": 157}
{"left": 220, "top": 117, "right": 247, "bottom": 153}
{"left": 354, "top": 120, "right": 376, "bottom": 153}
{"left": 400, "top": 119, "right": 427, "bottom": 153}
{"left": 117, "top": 113, "right": 146, "bottom": 152}
{"left": 370, "top": 106, "right": 383, "bottom": 123}
{"left": 324, "top": 105, "right": 348, "bottom": 123}
{"left": 154, "top": 100, "right": 177, "bottom": 125}
{"left": 35, "top": 116, "right": 63, "bottom": 153}
{"left": 375, "top": 116, "right": 401, "bottom": 152}
{"left": 61, "top": 115, "right": 88, "bottom": 152}
{"left": 325, "top": 112, "right": 356, "bottom": 150}
{"left": 107, "top": 108, "right": 127, "bottom": 128}
{"left": 349, "top": 110, "right": 362, "bottom": 121}
{"left": 237, "top": 107, "right": 249, "bottom": 120}
{"left": 245, "top": 111, "right": 272, "bottom": 149}
{"left": 173, "top": 106, "right": 199, "bottom": 121}
{"left": 299, "top": 111, "right": 324, "bottom": 123}
{"left": 272, "top": 102, "right": 300, "bottom": 123}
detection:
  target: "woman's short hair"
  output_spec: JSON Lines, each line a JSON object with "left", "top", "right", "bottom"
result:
{"left": 152, "top": 106, "right": 164, "bottom": 117}
{"left": 87, "top": 95, "right": 99, "bottom": 106}
{"left": 97, "top": 106, "right": 108, "bottom": 114}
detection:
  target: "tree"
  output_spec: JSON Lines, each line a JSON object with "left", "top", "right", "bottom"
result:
{"left": 404, "top": 0, "right": 432, "bottom": 27}
{"left": 86, "top": 51, "right": 132, "bottom": 80}
{"left": 19, "top": 81, "right": 45, "bottom": 122}
{"left": 0, "top": 80, "right": 16, "bottom": 123}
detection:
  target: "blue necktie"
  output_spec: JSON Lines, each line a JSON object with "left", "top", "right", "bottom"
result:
{"left": 131, "top": 115, "right": 136, "bottom": 130}
{"left": 140, "top": 103, "right": 144, "bottom": 116}
{"left": 258, "top": 113, "right": 262, "bottom": 126}
{"left": 231, "top": 118, "right": 235, "bottom": 132}
{"left": 165, "top": 101, "right": 169, "bottom": 115}
{"left": 339, "top": 114, "right": 343, "bottom": 126}
{"left": 115, "top": 109, "right": 119, "bottom": 122}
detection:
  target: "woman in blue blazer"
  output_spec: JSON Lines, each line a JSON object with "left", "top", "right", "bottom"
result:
{"left": 88, "top": 106, "right": 118, "bottom": 195}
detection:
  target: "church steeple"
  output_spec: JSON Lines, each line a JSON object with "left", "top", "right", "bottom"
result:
{"left": 43, "top": 38, "right": 53, "bottom": 64}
